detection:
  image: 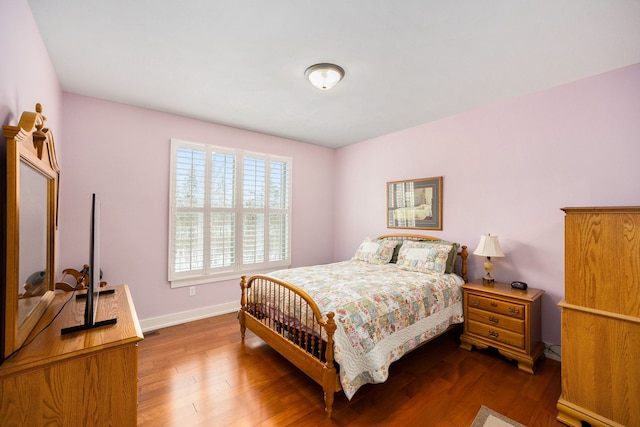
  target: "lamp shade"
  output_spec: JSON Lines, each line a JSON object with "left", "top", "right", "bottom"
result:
{"left": 473, "top": 234, "right": 505, "bottom": 258}
{"left": 305, "top": 63, "right": 344, "bottom": 90}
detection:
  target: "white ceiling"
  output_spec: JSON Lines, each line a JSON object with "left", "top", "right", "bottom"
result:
{"left": 27, "top": 1, "right": 640, "bottom": 148}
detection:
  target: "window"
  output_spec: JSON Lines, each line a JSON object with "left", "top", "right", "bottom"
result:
{"left": 169, "top": 139, "right": 291, "bottom": 286}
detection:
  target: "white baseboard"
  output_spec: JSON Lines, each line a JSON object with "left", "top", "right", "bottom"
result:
{"left": 139, "top": 301, "right": 240, "bottom": 333}
{"left": 544, "top": 342, "right": 561, "bottom": 362}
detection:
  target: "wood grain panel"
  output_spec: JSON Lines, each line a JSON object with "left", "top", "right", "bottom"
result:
{"left": 564, "top": 208, "right": 640, "bottom": 317}
{"left": 560, "top": 308, "right": 640, "bottom": 426}
{"left": 0, "top": 345, "right": 138, "bottom": 427}
{"left": 467, "top": 294, "right": 525, "bottom": 319}
{"left": 559, "top": 207, "right": 640, "bottom": 427}
{"left": 467, "top": 320, "right": 525, "bottom": 349}
{"left": 467, "top": 307, "right": 525, "bottom": 333}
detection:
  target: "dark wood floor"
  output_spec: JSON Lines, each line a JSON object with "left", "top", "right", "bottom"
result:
{"left": 137, "top": 313, "right": 563, "bottom": 427}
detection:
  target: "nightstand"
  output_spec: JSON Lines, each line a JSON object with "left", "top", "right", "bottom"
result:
{"left": 459, "top": 279, "right": 545, "bottom": 374}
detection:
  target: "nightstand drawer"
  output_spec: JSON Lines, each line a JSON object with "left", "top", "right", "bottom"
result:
{"left": 467, "top": 307, "right": 524, "bottom": 334}
{"left": 466, "top": 293, "right": 525, "bottom": 319}
{"left": 467, "top": 320, "right": 525, "bottom": 349}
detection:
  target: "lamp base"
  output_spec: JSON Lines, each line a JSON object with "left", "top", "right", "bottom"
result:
{"left": 482, "top": 275, "right": 495, "bottom": 285}
{"left": 482, "top": 258, "right": 495, "bottom": 285}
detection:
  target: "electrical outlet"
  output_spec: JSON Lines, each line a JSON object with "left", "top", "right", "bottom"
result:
{"left": 189, "top": 287, "right": 196, "bottom": 296}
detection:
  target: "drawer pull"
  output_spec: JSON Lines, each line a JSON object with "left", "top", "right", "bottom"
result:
{"left": 508, "top": 307, "right": 521, "bottom": 315}
{"left": 488, "top": 330, "right": 499, "bottom": 339}
{"left": 471, "top": 300, "right": 480, "bottom": 307}
{"left": 489, "top": 316, "right": 499, "bottom": 324}
{"left": 490, "top": 302, "right": 498, "bottom": 307}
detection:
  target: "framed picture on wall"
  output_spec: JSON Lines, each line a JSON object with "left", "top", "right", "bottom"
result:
{"left": 387, "top": 176, "right": 443, "bottom": 230}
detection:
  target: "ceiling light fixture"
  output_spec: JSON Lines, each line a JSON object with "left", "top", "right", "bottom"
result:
{"left": 305, "top": 63, "right": 345, "bottom": 90}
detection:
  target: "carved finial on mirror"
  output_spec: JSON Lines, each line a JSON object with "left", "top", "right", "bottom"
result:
{"left": 33, "top": 103, "right": 47, "bottom": 159}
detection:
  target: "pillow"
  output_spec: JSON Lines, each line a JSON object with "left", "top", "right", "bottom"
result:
{"left": 353, "top": 238, "right": 398, "bottom": 264}
{"left": 437, "top": 240, "right": 460, "bottom": 274}
{"left": 396, "top": 241, "right": 453, "bottom": 275}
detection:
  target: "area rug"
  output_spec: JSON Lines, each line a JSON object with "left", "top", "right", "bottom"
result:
{"left": 470, "top": 405, "right": 526, "bottom": 427}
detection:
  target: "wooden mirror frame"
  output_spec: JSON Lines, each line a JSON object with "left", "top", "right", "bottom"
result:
{"left": 2, "top": 103, "right": 59, "bottom": 360}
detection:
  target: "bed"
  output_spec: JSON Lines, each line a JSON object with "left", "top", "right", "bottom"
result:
{"left": 238, "top": 234, "right": 468, "bottom": 417}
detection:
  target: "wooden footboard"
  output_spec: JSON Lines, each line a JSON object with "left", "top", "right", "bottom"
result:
{"left": 239, "top": 275, "right": 341, "bottom": 417}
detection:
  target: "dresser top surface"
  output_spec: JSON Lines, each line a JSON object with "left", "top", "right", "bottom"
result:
{"left": 463, "top": 280, "right": 545, "bottom": 301}
{"left": 562, "top": 206, "right": 640, "bottom": 213}
{"left": 0, "top": 284, "right": 143, "bottom": 375}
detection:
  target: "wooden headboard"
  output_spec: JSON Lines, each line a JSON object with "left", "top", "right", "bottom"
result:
{"left": 377, "top": 233, "right": 468, "bottom": 282}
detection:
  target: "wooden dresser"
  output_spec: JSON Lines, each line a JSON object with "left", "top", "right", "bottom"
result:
{"left": 557, "top": 207, "right": 640, "bottom": 427}
{"left": 0, "top": 285, "right": 143, "bottom": 427}
{"left": 460, "top": 280, "right": 544, "bottom": 374}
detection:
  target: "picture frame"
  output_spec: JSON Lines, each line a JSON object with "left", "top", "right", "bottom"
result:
{"left": 387, "top": 176, "right": 443, "bottom": 230}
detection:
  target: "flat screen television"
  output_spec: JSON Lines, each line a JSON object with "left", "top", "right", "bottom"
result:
{"left": 61, "top": 194, "right": 116, "bottom": 334}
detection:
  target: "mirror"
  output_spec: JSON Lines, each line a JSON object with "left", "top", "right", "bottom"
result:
{"left": 2, "top": 103, "right": 59, "bottom": 361}
{"left": 17, "top": 162, "right": 49, "bottom": 321}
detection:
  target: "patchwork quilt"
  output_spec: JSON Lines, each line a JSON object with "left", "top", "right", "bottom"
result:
{"left": 267, "top": 260, "right": 464, "bottom": 399}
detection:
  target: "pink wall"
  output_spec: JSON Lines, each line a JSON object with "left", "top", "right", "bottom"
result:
{"left": 334, "top": 63, "right": 640, "bottom": 345}
{"left": 5, "top": 0, "right": 640, "bottom": 346}
{"left": 0, "top": 0, "right": 62, "bottom": 144}
{"left": 59, "top": 94, "right": 335, "bottom": 321}
{"left": 1, "top": 0, "right": 63, "bottom": 277}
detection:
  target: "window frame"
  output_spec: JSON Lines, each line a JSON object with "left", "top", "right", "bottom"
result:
{"left": 168, "top": 139, "right": 292, "bottom": 287}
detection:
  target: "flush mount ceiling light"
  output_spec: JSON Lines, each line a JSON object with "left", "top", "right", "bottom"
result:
{"left": 304, "top": 63, "right": 345, "bottom": 90}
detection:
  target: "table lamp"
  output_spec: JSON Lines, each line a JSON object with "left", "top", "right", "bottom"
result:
{"left": 473, "top": 234, "right": 505, "bottom": 284}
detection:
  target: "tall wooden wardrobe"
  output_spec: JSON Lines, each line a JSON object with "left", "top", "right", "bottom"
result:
{"left": 557, "top": 207, "right": 640, "bottom": 427}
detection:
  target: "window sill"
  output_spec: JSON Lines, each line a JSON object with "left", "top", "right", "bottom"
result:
{"left": 170, "top": 264, "right": 291, "bottom": 288}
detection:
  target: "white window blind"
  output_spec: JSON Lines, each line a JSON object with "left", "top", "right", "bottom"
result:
{"left": 169, "top": 139, "right": 291, "bottom": 286}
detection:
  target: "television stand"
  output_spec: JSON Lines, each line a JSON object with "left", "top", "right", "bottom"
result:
{"left": 61, "top": 317, "right": 117, "bottom": 334}
{"left": 74, "top": 288, "right": 115, "bottom": 299}
{"left": 61, "top": 288, "right": 118, "bottom": 334}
